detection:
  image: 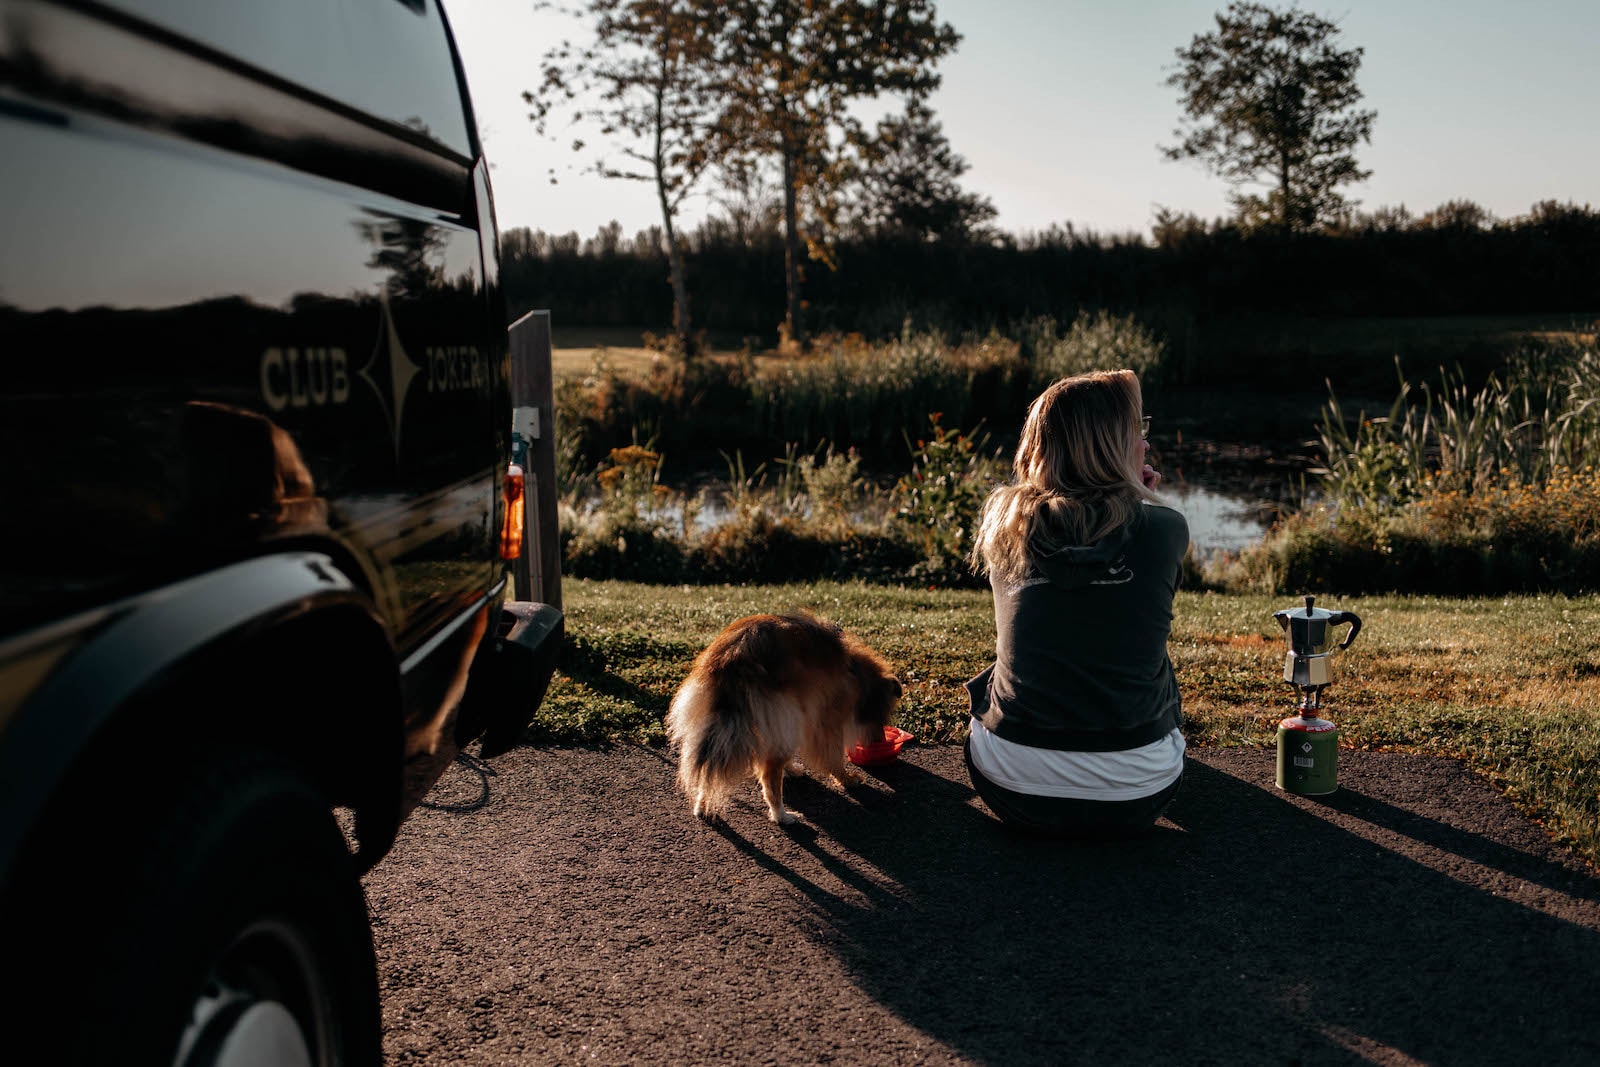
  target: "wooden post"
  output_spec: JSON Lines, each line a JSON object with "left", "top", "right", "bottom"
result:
{"left": 508, "top": 309, "right": 562, "bottom": 611}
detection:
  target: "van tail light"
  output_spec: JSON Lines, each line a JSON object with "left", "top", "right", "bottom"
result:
{"left": 500, "top": 464, "right": 525, "bottom": 560}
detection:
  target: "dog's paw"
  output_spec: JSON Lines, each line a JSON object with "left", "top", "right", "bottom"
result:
{"left": 784, "top": 758, "right": 806, "bottom": 777}
{"left": 770, "top": 808, "right": 798, "bottom": 825}
{"left": 835, "top": 767, "right": 866, "bottom": 787}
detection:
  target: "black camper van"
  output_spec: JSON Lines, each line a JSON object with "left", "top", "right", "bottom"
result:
{"left": 0, "top": 2, "right": 561, "bottom": 1063}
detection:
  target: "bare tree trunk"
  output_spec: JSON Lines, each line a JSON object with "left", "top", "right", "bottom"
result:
{"left": 652, "top": 79, "right": 694, "bottom": 361}
{"left": 1279, "top": 147, "right": 1293, "bottom": 233}
{"left": 656, "top": 188, "right": 694, "bottom": 362}
{"left": 781, "top": 145, "right": 805, "bottom": 352}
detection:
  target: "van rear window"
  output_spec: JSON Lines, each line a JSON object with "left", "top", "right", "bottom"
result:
{"left": 103, "top": 0, "right": 474, "bottom": 157}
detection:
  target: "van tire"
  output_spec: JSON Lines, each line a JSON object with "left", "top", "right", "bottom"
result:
{"left": 48, "top": 749, "right": 382, "bottom": 1066}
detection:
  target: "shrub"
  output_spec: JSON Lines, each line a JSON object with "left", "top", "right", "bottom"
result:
{"left": 562, "top": 510, "right": 687, "bottom": 582}
{"left": 559, "top": 413, "right": 998, "bottom": 587}
{"left": 892, "top": 414, "right": 1006, "bottom": 583}
{"left": 688, "top": 512, "right": 830, "bottom": 583}
{"left": 1210, "top": 467, "right": 1600, "bottom": 595}
{"left": 1021, "top": 310, "right": 1171, "bottom": 390}
{"left": 790, "top": 445, "right": 877, "bottom": 533}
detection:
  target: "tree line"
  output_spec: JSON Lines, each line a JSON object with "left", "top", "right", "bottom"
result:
{"left": 501, "top": 199, "right": 1600, "bottom": 353}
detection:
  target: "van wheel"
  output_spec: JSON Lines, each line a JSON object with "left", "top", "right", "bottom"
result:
{"left": 48, "top": 750, "right": 382, "bottom": 1066}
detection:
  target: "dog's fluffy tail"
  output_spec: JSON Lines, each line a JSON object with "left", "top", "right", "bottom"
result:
{"left": 665, "top": 675, "right": 764, "bottom": 817}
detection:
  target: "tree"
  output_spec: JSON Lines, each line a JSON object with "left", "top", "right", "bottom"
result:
{"left": 1150, "top": 206, "right": 1227, "bottom": 249}
{"left": 1165, "top": 2, "right": 1375, "bottom": 234}
{"left": 355, "top": 214, "right": 449, "bottom": 300}
{"left": 706, "top": 0, "right": 960, "bottom": 349}
{"left": 846, "top": 99, "right": 996, "bottom": 243}
{"left": 1417, "top": 199, "right": 1494, "bottom": 232}
{"left": 525, "top": 1, "right": 719, "bottom": 358}
{"left": 703, "top": 156, "right": 784, "bottom": 249}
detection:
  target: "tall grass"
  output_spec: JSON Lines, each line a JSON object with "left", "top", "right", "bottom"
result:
{"left": 553, "top": 311, "right": 1175, "bottom": 472}
{"left": 551, "top": 311, "right": 1174, "bottom": 583}
{"left": 555, "top": 323, "right": 1600, "bottom": 597}
{"left": 748, "top": 328, "right": 1021, "bottom": 452}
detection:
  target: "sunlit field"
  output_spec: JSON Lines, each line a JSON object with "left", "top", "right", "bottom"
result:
{"left": 539, "top": 580, "right": 1600, "bottom": 870}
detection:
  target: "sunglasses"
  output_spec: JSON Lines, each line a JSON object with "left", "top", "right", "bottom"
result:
{"left": 1139, "top": 415, "right": 1152, "bottom": 440}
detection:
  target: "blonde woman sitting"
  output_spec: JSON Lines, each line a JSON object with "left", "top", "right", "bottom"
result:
{"left": 964, "top": 369, "right": 1188, "bottom": 837}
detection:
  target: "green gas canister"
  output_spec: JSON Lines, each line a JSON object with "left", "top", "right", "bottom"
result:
{"left": 1276, "top": 713, "right": 1339, "bottom": 795}
{"left": 1271, "top": 595, "right": 1361, "bottom": 797}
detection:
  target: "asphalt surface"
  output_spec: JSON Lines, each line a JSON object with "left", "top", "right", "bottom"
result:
{"left": 364, "top": 744, "right": 1600, "bottom": 1066}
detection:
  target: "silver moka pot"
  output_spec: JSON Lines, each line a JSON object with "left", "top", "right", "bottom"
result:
{"left": 1273, "top": 595, "right": 1362, "bottom": 689}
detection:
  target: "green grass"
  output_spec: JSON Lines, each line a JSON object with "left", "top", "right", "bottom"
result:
{"left": 541, "top": 580, "right": 1600, "bottom": 869}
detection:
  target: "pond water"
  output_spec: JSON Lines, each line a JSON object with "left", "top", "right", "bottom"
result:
{"left": 638, "top": 471, "right": 1283, "bottom": 559}
{"left": 1157, "top": 480, "right": 1279, "bottom": 557}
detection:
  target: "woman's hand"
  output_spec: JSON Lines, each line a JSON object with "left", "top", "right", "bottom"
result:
{"left": 1139, "top": 436, "right": 1161, "bottom": 489}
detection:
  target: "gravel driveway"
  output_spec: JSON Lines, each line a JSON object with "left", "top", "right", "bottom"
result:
{"left": 364, "top": 744, "right": 1600, "bottom": 1065}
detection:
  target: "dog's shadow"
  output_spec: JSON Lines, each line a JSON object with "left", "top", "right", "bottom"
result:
{"left": 708, "top": 748, "right": 1600, "bottom": 1067}
{"left": 706, "top": 766, "right": 929, "bottom": 913}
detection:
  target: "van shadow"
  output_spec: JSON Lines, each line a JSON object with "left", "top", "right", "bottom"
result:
{"left": 717, "top": 752, "right": 1600, "bottom": 1067}
{"left": 1318, "top": 782, "right": 1600, "bottom": 904}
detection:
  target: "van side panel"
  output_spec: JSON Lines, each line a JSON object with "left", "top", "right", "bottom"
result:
{"left": 0, "top": 2, "right": 500, "bottom": 682}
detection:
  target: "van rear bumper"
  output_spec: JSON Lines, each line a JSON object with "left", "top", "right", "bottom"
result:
{"left": 464, "top": 601, "right": 563, "bottom": 758}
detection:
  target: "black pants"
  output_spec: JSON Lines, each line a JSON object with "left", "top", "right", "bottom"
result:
{"left": 963, "top": 738, "right": 1184, "bottom": 839}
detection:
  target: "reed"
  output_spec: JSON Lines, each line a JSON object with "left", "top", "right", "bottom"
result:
{"left": 1315, "top": 340, "right": 1599, "bottom": 509}
{"left": 1216, "top": 338, "right": 1600, "bottom": 595}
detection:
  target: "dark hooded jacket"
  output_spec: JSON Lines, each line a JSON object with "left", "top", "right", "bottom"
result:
{"left": 966, "top": 502, "right": 1189, "bottom": 751}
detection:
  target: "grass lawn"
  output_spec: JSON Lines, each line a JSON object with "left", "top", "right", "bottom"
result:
{"left": 540, "top": 580, "right": 1600, "bottom": 869}
{"left": 549, "top": 325, "right": 661, "bottom": 380}
{"left": 549, "top": 324, "right": 785, "bottom": 381}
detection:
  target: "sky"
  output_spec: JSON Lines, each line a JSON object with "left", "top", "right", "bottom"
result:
{"left": 447, "top": 0, "right": 1600, "bottom": 243}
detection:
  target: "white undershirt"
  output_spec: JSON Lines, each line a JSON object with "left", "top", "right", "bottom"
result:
{"left": 967, "top": 716, "right": 1186, "bottom": 801}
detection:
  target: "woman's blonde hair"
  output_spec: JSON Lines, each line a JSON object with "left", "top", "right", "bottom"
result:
{"left": 970, "top": 369, "right": 1155, "bottom": 584}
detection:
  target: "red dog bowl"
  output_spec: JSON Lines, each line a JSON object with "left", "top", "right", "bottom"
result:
{"left": 848, "top": 725, "right": 914, "bottom": 767}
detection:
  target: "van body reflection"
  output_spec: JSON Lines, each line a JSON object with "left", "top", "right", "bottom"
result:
{"left": 0, "top": 3, "right": 562, "bottom": 1063}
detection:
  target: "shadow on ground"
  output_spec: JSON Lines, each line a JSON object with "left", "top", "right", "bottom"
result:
{"left": 370, "top": 745, "right": 1600, "bottom": 1066}
{"left": 708, "top": 748, "right": 1600, "bottom": 1065}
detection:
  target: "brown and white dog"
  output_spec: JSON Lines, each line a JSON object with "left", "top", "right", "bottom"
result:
{"left": 665, "top": 612, "right": 903, "bottom": 824}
